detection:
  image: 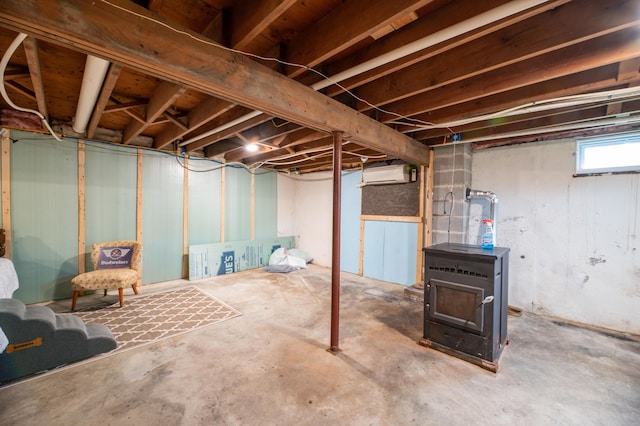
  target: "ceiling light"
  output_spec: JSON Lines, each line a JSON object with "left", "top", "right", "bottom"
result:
{"left": 246, "top": 143, "right": 259, "bottom": 152}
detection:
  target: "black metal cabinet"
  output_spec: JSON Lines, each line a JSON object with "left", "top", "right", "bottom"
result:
{"left": 419, "top": 243, "right": 509, "bottom": 372}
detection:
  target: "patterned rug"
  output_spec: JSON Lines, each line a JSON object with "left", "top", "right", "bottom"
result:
{"left": 73, "top": 286, "right": 241, "bottom": 353}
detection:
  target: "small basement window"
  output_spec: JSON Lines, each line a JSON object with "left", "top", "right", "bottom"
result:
{"left": 576, "top": 132, "right": 640, "bottom": 175}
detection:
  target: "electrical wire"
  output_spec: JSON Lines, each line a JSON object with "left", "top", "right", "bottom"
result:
{"left": 101, "top": 0, "right": 640, "bottom": 147}
{"left": 0, "top": 33, "right": 62, "bottom": 141}
{"left": 10, "top": 0, "right": 635, "bottom": 169}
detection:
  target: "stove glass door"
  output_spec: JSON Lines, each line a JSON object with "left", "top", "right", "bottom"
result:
{"left": 429, "top": 279, "right": 485, "bottom": 333}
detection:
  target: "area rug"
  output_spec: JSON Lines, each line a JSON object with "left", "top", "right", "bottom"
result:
{"left": 73, "top": 286, "right": 241, "bottom": 353}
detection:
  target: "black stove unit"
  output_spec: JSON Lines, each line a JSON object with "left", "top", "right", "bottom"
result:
{"left": 419, "top": 243, "right": 510, "bottom": 372}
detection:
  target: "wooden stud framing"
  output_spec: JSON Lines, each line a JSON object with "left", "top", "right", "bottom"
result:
{"left": 182, "top": 155, "right": 189, "bottom": 278}
{"left": 220, "top": 166, "right": 226, "bottom": 243}
{"left": 251, "top": 171, "right": 255, "bottom": 240}
{"left": 360, "top": 215, "right": 421, "bottom": 223}
{"left": 358, "top": 217, "right": 365, "bottom": 276}
{"left": 359, "top": 214, "right": 422, "bottom": 282}
{"left": 1, "top": 130, "right": 11, "bottom": 258}
{"left": 77, "top": 140, "right": 86, "bottom": 273}
{"left": 426, "top": 151, "right": 434, "bottom": 247}
{"left": 135, "top": 149, "right": 143, "bottom": 288}
{"left": 416, "top": 164, "right": 426, "bottom": 283}
{"left": 136, "top": 149, "right": 143, "bottom": 243}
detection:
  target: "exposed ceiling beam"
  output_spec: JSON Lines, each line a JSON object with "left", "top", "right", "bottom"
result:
{"left": 122, "top": 81, "right": 186, "bottom": 144}
{"left": 616, "top": 58, "right": 640, "bottom": 82}
{"left": 103, "top": 101, "right": 147, "bottom": 113}
{"left": 284, "top": 0, "right": 434, "bottom": 78}
{"left": 378, "top": 28, "right": 640, "bottom": 122}
{"left": 238, "top": 120, "right": 301, "bottom": 144}
{"left": 202, "top": 139, "right": 244, "bottom": 158}
{"left": 405, "top": 64, "right": 624, "bottom": 138}
{"left": 3, "top": 67, "right": 30, "bottom": 80}
{"left": 0, "top": 0, "right": 430, "bottom": 164}
{"left": 322, "top": 0, "right": 567, "bottom": 97}
{"left": 355, "top": 0, "right": 640, "bottom": 111}
{"left": 153, "top": 96, "right": 236, "bottom": 149}
{"left": 22, "top": 36, "right": 48, "bottom": 120}
{"left": 5, "top": 81, "right": 36, "bottom": 101}
{"left": 185, "top": 112, "right": 271, "bottom": 152}
{"left": 162, "top": 111, "right": 188, "bottom": 131}
{"left": 87, "top": 63, "right": 123, "bottom": 139}
{"left": 230, "top": 0, "right": 297, "bottom": 52}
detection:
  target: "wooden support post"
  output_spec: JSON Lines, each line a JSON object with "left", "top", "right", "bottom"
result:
{"left": 1, "top": 130, "right": 11, "bottom": 258}
{"left": 78, "top": 140, "right": 86, "bottom": 273}
{"left": 329, "top": 131, "right": 342, "bottom": 354}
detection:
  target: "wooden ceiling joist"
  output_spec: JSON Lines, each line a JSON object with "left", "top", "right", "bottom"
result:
{"left": 322, "top": 0, "right": 566, "bottom": 97}
{"left": 405, "top": 64, "right": 625, "bottom": 139}
{"left": 86, "top": 63, "right": 124, "bottom": 139}
{"left": 355, "top": 0, "right": 640, "bottom": 112}
{"left": 122, "top": 81, "right": 186, "bottom": 144}
{"left": 378, "top": 28, "right": 640, "bottom": 123}
{"left": 0, "top": 0, "right": 429, "bottom": 164}
{"left": 283, "top": 0, "right": 433, "bottom": 78}
{"left": 22, "top": 36, "right": 47, "bottom": 120}
{"left": 185, "top": 112, "right": 272, "bottom": 152}
{"left": 230, "top": 0, "right": 298, "bottom": 52}
{"left": 153, "top": 96, "right": 237, "bottom": 150}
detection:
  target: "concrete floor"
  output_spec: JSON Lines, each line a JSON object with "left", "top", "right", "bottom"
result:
{"left": 1, "top": 264, "right": 639, "bottom": 425}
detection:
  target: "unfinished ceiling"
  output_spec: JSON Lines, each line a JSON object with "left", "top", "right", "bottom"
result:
{"left": 1, "top": 0, "right": 639, "bottom": 173}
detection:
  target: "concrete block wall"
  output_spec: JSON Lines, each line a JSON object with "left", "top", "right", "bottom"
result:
{"left": 431, "top": 144, "right": 472, "bottom": 244}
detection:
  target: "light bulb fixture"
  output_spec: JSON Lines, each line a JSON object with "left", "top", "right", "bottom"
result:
{"left": 246, "top": 143, "right": 259, "bottom": 152}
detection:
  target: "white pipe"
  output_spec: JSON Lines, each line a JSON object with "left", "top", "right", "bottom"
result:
{"left": 402, "top": 87, "right": 640, "bottom": 130}
{"left": 433, "top": 115, "right": 640, "bottom": 146}
{"left": 72, "top": 55, "right": 110, "bottom": 134}
{"left": 181, "top": 0, "right": 548, "bottom": 148}
{"left": 310, "top": 0, "right": 549, "bottom": 91}
{"left": 178, "top": 110, "right": 262, "bottom": 146}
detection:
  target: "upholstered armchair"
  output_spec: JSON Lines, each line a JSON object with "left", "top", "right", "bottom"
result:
{"left": 71, "top": 240, "right": 142, "bottom": 311}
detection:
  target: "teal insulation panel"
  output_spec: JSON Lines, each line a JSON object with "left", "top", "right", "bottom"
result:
{"left": 142, "top": 151, "right": 184, "bottom": 284}
{"left": 340, "top": 170, "right": 362, "bottom": 274}
{"left": 10, "top": 133, "right": 79, "bottom": 303}
{"left": 188, "top": 158, "right": 222, "bottom": 245}
{"left": 254, "top": 171, "right": 277, "bottom": 239}
{"left": 224, "top": 166, "right": 252, "bottom": 241}
{"left": 363, "top": 220, "right": 417, "bottom": 286}
{"left": 85, "top": 141, "right": 137, "bottom": 270}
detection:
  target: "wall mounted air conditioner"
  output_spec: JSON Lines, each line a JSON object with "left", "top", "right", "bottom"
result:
{"left": 361, "top": 164, "right": 414, "bottom": 186}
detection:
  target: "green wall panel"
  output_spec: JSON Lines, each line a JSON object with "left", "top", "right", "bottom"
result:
{"left": 11, "top": 133, "right": 78, "bottom": 303}
{"left": 1, "top": 130, "right": 281, "bottom": 303}
{"left": 188, "top": 158, "right": 222, "bottom": 245}
{"left": 254, "top": 171, "right": 277, "bottom": 239}
{"left": 224, "top": 166, "right": 252, "bottom": 241}
{"left": 85, "top": 141, "right": 137, "bottom": 270}
{"left": 142, "top": 151, "right": 184, "bottom": 284}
